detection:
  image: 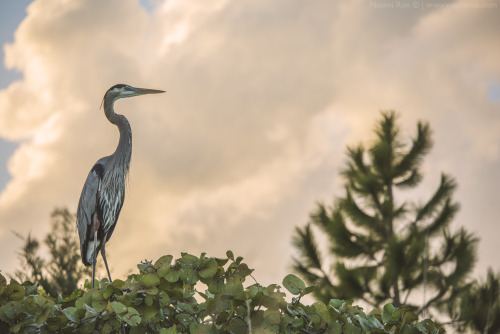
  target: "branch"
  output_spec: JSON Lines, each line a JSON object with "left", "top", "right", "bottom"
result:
{"left": 418, "top": 288, "right": 447, "bottom": 316}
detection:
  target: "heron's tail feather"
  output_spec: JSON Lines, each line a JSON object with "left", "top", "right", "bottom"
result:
{"left": 84, "top": 240, "right": 101, "bottom": 266}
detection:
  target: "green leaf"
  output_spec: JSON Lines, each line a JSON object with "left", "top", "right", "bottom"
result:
{"left": 137, "top": 261, "right": 155, "bottom": 274}
{"left": 157, "top": 265, "right": 171, "bottom": 278}
{"left": 5, "top": 281, "right": 25, "bottom": 301}
{"left": 144, "top": 295, "right": 153, "bottom": 307}
{"left": 357, "top": 316, "right": 375, "bottom": 332}
{"left": 144, "top": 286, "right": 159, "bottom": 295}
{"left": 199, "top": 258, "right": 218, "bottom": 278}
{"left": 23, "top": 296, "right": 40, "bottom": 315}
{"left": 0, "top": 301, "right": 24, "bottom": 322}
{"left": 84, "top": 303, "right": 99, "bottom": 316}
{"left": 36, "top": 305, "right": 52, "bottom": 324}
{"left": 180, "top": 268, "right": 198, "bottom": 284}
{"left": 213, "top": 295, "right": 231, "bottom": 313}
{"left": 222, "top": 278, "right": 244, "bottom": 299}
{"left": 92, "top": 300, "right": 107, "bottom": 313}
{"left": 401, "top": 310, "right": 418, "bottom": 327}
{"left": 0, "top": 273, "right": 6, "bottom": 295}
{"left": 80, "top": 316, "right": 96, "bottom": 333}
{"left": 160, "top": 326, "right": 177, "bottom": 334}
{"left": 9, "top": 323, "right": 22, "bottom": 333}
{"left": 63, "top": 306, "right": 85, "bottom": 323}
{"left": 111, "top": 279, "right": 125, "bottom": 289}
{"left": 165, "top": 269, "right": 181, "bottom": 283}
{"left": 227, "top": 318, "right": 247, "bottom": 333}
{"left": 401, "top": 324, "right": 421, "bottom": 334}
{"left": 234, "top": 263, "right": 253, "bottom": 280}
{"left": 23, "top": 282, "right": 38, "bottom": 296}
{"left": 214, "top": 257, "right": 229, "bottom": 266}
{"left": 310, "top": 312, "right": 322, "bottom": 325}
{"left": 208, "top": 278, "right": 225, "bottom": 294}
{"left": 111, "top": 301, "right": 128, "bottom": 314}
{"left": 226, "top": 250, "right": 234, "bottom": 261}
{"left": 177, "top": 302, "right": 195, "bottom": 314}
{"left": 155, "top": 255, "right": 173, "bottom": 277}
{"left": 417, "top": 319, "right": 437, "bottom": 332}
{"left": 154, "top": 255, "right": 173, "bottom": 269}
{"left": 143, "top": 304, "right": 159, "bottom": 319}
{"left": 158, "top": 291, "right": 170, "bottom": 307}
{"left": 123, "top": 307, "right": 141, "bottom": 326}
{"left": 344, "top": 323, "right": 362, "bottom": 334}
{"left": 84, "top": 279, "right": 92, "bottom": 289}
{"left": 282, "top": 274, "right": 306, "bottom": 295}
{"left": 262, "top": 309, "right": 281, "bottom": 332}
{"left": 303, "top": 285, "right": 316, "bottom": 296}
{"left": 180, "top": 253, "right": 200, "bottom": 267}
{"left": 190, "top": 322, "right": 216, "bottom": 334}
{"left": 102, "top": 285, "right": 114, "bottom": 299}
{"left": 329, "top": 299, "right": 345, "bottom": 310}
{"left": 75, "top": 293, "right": 92, "bottom": 309}
{"left": 138, "top": 273, "right": 160, "bottom": 288}
{"left": 290, "top": 316, "right": 304, "bottom": 328}
{"left": 313, "top": 301, "right": 330, "bottom": 322}
{"left": 382, "top": 303, "right": 396, "bottom": 323}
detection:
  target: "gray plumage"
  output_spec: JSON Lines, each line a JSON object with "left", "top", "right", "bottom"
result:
{"left": 76, "top": 84, "right": 164, "bottom": 286}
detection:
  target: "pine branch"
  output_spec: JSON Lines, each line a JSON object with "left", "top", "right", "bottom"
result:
{"left": 341, "top": 189, "right": 380, "bottom": 231}
{"left": 419, "top": 286, "right": 447, "bottom": 316}
{"left": 444, "top": 228, "right": 478, "bottom": 286}
{"left": 292, "top": 260, "right": 323, "bottom": 284}
{"left": 394, "top": 168, "right": 422, "bottom": 188}
{"left": 426, "top": 198, "right": 460, "bottom": 236}
{"left": 374, "top": 111, "right": 399, "bottom": 147}
{"left": 414, "top": 174, "right": 457, "bottom": 224}
{"left": 292, "top": 224, "right": 323, "bottom": 270}
{"left": 329, "top": 213, "right": 372, "bottom": 259}
{"left": 393, "top": 121, "right": 432, "bottom": 180}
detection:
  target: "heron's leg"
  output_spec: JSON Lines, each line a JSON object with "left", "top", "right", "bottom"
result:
{"left": 101, "top": 236, "right": 113, "bottom": 283}
{"left": 92, "top": 230, "right": 97, "bottom": 288}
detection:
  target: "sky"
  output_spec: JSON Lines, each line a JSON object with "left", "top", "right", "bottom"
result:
{"left": 0, "top": 0, "right": 499, "bottom": 290}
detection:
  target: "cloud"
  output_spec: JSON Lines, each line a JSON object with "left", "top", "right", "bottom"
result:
{"left": 0, "top": 0, "right": 499, "bottom": 285}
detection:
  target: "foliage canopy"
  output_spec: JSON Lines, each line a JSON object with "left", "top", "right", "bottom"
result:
{"left": 0, "top": 251, "right": 443, "bottom": 333}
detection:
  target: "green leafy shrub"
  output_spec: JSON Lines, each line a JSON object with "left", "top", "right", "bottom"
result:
{"left": 0, "top": 251, "right": 444, "bottom": 333}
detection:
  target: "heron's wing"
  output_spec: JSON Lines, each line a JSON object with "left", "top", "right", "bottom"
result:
{"left": 77, "top": 163, "right": 104, "bottom": 265}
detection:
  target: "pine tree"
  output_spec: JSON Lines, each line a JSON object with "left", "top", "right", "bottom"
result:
{"left": 448, "top": 269, "right": 500, "bottom": 333}
{"left": 292, "top": 111, "right": 478, "bottom": 320}
{"left": 14, "top": 208, "right": 90, "bottom": 297}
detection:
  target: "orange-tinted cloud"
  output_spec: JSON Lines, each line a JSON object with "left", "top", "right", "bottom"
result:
{"left": 0, "top": 0, "right": 499, "bottom": 285}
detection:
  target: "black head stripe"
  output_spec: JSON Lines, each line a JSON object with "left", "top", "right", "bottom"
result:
{"left": 108, "top": 84, "right": 128, "bottom": 92}
{"left": 102, "top": 84, "right": 129, "bottom": 108}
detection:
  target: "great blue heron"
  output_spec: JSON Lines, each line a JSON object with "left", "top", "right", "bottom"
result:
{"left": 77, "top": 84, "right": 164, "bottom": 287}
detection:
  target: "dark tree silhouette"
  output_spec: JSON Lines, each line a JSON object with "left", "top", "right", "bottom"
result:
{"left": 292, "top": 111, "right": 478, "bottom": 322}
{"left": 448, "top": 269, "right": 500, "bottom": 333}
{"left": 14, "top": 208, "right": 90, "bottom": 297}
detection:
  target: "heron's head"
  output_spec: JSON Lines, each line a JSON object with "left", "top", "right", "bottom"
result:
{"left": 103, "top": 84, "right": 165, "bottom": 106}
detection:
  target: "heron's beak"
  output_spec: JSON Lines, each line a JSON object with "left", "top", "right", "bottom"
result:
{"left": 132, "top": 87, "right": 166, "bottom": 95}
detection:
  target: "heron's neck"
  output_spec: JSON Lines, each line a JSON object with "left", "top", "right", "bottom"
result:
{"left": 103, "top": 98, "right": 132, "bottom": 174}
